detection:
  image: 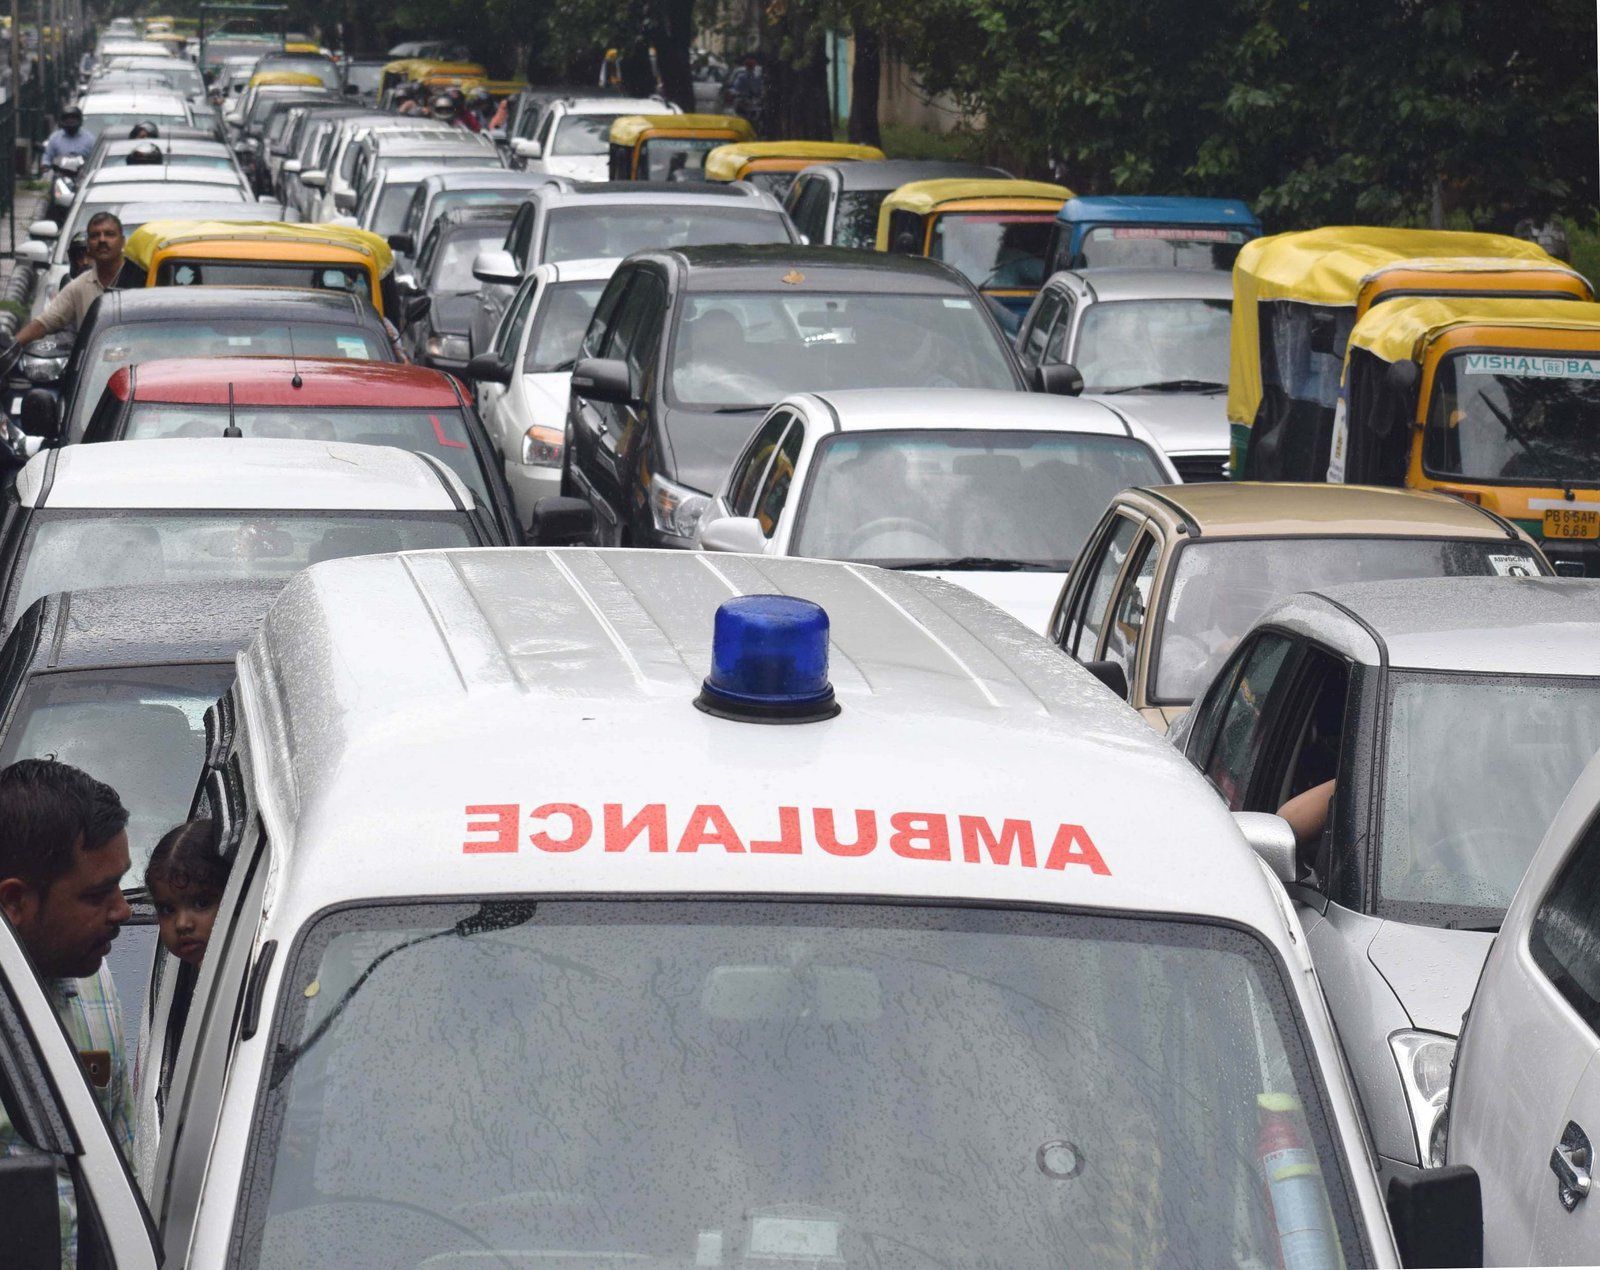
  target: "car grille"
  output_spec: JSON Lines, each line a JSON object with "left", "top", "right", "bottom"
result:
{"left": 1172, "top": 454, "right": 1229, "bottom": 483}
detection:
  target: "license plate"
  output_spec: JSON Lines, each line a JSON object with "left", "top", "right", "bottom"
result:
{"left": 1544, "top": 508, "right": 1600, "bottom": 540}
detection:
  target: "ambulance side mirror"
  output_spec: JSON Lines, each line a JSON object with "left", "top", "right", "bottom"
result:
{"left": 1232, "top": 812, "right": 1297, "bottom": 886}
{"left": 1386, "top": 1166, "right": 1482, "bottom": 1268}
{"left": 0, "top": 1153, "right": 64, "bottom": 1269}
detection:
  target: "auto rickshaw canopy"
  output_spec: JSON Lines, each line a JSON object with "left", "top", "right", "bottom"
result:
{"left": 126, "top": 220, "right": 395, "bottom": 277}
{"left": 608, "top": 113, "right": 755, "bottom": 148}
{"left": 1349, "top": 294, "right": 1600, "bottom": 366}
{"left": 874, "top": 179, "right": 1072, "bottom": 252}
{"left": 247, "top": 69, "right": 324, "bottom": 89}
{"left": 702, "top": 140, "right": 885, "bottom": 182}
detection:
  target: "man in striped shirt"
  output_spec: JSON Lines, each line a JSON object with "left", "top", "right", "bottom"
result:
{"left": 0, "top": 759, "right": 134, "bottom": 1266}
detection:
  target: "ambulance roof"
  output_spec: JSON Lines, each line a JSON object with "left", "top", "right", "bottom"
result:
{"left": 239, "top": 548, "right": 1288, "bottom": 935}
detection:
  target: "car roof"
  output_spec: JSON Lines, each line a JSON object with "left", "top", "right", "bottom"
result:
{"left": 436, "top": 205, "right": 516, "bottom": 231}
{"left": 1056, "top": 195, "right": 1259, "bottom": 229}
{"left": 419, "top": 170, "right": 555, "bottom": 193}
{"left": 80, "top": 91, "right": 188, "bottom": 111}
{"left": 119, "top": 357, "right": 461, "bottom": 407}
{"left": 84, "top": 166, "right": 242, "bottom": 187}
{"left": 541, "top": 181, "right": 769, "bottom": 209}
{"left": 541, "top": 256, "right": 623, "bottom": 284}
{"left": 99, "top": 285, "right": 374, "bottom": 322}
{"left": 241, "top": 547, "right": 1285, "bottom": 930}
{"left": 555, "top": 95, "right": 668, "bottom": 113}
{"left": 1124, "top": 482, "right": 1517, "bottom": 539}
{"left": 105, "top": 198, "right": 278, "bottom": 225}
{"left": 664, "top": 244, "right": 966, "bottom": 294}
{"left": 830, "top": 159, "right": 1011, "bottom": 191}
{"left": 16, "top": 438, "right": 468, "bottom": 511}
{"left": 25, "top": 580, "right": 285, "bottom": 669}
{"left": 1057, "top": 268, "right": 1234, "bottom": 302}
{"left": 371, "top": 133, "right": 494, "bottom": 154}
{"left": 1266, "top": 577, "right": 1600, "bottom": 674}
{"left": 800, "top": 387, "right": 1136, "bottom": 436}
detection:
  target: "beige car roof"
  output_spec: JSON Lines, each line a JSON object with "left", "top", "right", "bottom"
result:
{"left": 1129, "top": 482, "right": 1512, "bottom": 539}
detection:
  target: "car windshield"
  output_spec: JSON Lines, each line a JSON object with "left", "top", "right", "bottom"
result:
{"left": 793, "top": 429, "right": 1167, "bottom": 569}
{"left": 524, "top": 281, "right": 607, "bottom": 373}
{"left": 10, "top": 511, "right": 475, "bottom": 622}
{"left": 121, "top": 405, "right": 488, "bottom": 504}
{"left": 929, "top": 212, "right": 1055, "bottom": 291}
{"left": 551, "top": 113, "right": 618, "bottom": 156}
{"left": 833, "top": 190, "right": 888, "bottom": 250}
{"left": 369, "top": 181, "right": 421, "bottom": 236}
{"left": 541, "top": 206, "right": 789, "bottom": 263}
{"left": 669, "top": 291, "right": 1017, "bottom": 407}
{"left": 155, "top": 260, "right": 372, "bottom": 302}
{"left": 0, "top": 664, "right": 235, "bottom": 877}
{"left": 345, "top": 64, "right": 384, "bottom": 94}
{"left": 238, "top": 900, "right": 1362, "bottom": 1270}
{"left": 640, "top": 135, "right": 725, "bottom": 181}
{"left": 428, "top": 188, "right": 534, "bottom": 229}
{"left": 431, "top": 226, "right": 509, "bottom": 292}
{"left": 73, "top": 321, "right": 391, "bottom": 439}
{"left": 1078, "top": 226, "right": 1248, "bottom": 270}
{"left": 1379, "top": 671, "right": 1600, "bottom": 925}
{"left": 1077, "top": 298, "right": 1232, "bottom": 393}
{"left": 1423, "top": 350, "right": 1600, "bottom": 486}
{"left": 1156, "top": 538, "right": 1545, "bottom": 702}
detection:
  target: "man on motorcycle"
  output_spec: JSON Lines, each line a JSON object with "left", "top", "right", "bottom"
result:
{"left": 42, "top": 107, "right": 94, "bottom": 169}
{"left": 724, "top": 54, "right": 762, "bottom": 122}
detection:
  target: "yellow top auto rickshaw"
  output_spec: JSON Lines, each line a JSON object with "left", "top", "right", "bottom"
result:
{"left": 1332, "top": 295, "right": 1600, "bottom": 569}
{"left": 875, "top": 178, "right": 1072, "bottom": 321}
{"left": 1227, "top": 226, "right": 1585, "bottom": 481}
{"left": 247, "top": 68, "right": 325, "bottom": 90}
{"left": 125, "top": 220, "right": 401, "bottom": 318}
{"left": 703, "top": 140, "right": 885, "bottom": 198}
{"left": 607, "top": 113, "right": 756, "bottom": 181}
{"left": 378, "top": 58, "right": 486, "bottom": 105}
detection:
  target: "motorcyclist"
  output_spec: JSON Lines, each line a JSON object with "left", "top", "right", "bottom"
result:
{"left": 724, "top": 54, "right": 762, "bottom": 121}
{"left": 432, "top": 87, "right": 479, "bottom": 132}
{"left": 467, "top": 87, "right": 495, "bottom": 131}
{"left": 125, "top": 141, "right": 163, "bottom": 165}
{"left": 127, "top": 120, "right": 159, "bottom": 140}
{"left": 42, "top": 106, "right": 94, "bottom": 169}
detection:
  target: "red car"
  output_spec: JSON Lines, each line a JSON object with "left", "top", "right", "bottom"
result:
{"left": 80, "top": 357, "right": 520, "bottom": 542}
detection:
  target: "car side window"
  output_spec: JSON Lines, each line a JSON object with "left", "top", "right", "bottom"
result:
{"left": 414, "top": 226, "right": 440, "bottom": 286}
{"left": 789, "top": 177, "right": 829, "bottom": 243}
{"left": 1200, "top": 632, "right": 1300, "bottom": 811}
{"left": 887, "top": 209, "right": 923, "bottom": 253}
{"left": 729, "top": 411, "right": 793, "bottom": 514}
{"left": 1020, "top": 290, "right": 1064, "bottom": 368}
{"left": 754, "top": 419, "right": 803, "bottom": 536}
{"left": 401, "top": 185, "right": 427, "bottom": 240}
{"left": 1101, "top": 530, "right": 1159, "bottom": 679}
{"left": 1530, "top": 813, "right": 1600, "bottom": 1034}
{"left": 1045, "top": 293, "right": 1078, "bottom": 363}
{"left": 537, "top": 110, "right": 556, "bottom": 146}
{"left": 581, "top": 270, "right": 629, "bottom": 361}
{"left": 494, "top": 276, "right": 539, "bottom": 361}
{"left": 510, "top": 208, "right": 535, "bottom": 267}
{"left": 620, "top": 274, "right": 668, "bottom": 386}
{"left": 1070, "top": 514, "right": 1141, "bottom": 658}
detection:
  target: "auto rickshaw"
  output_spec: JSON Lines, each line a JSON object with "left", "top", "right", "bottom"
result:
{"left": 1228, "top": 227, "right": 1585, "bottom": 481}
{"left": 247, "top": 68, "right": 325, "bottom": 91}
{"left": 702, "top": 140, "right": 885, "bottom": 199}
{"left": 1045, "top": 195, "right": 1259, "bottom": 274}
{"left": 1331, "top": 295, "right": 1600, "bottom": 571}
{"left": 379, "top": 58, "right": 486, "bottom": 106}
{"left": 124, "top": 220, "right": 406, "bottom": 321}
{"left": 875, "top": 178, "right": 1073, "bottom": 321}
{"left": 607, "top": 113, "right": 755, "bottom": 181}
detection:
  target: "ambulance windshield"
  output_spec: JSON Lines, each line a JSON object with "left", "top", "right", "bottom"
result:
{"left": 238, "top": 900, "right": 1364, "bottom": 1269}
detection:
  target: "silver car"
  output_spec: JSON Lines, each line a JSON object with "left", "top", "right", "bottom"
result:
{"left": 1176, "top": 576, "right": 1600, "bottom": 1181}
{"left": 1015, "top": 268, "right": 1232, "bottom": 481}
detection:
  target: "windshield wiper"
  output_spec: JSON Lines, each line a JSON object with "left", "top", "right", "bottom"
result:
{"left": 1100, "top": 379, "right": 1227, "bottom": 395}
{"left": 711, "top": 404, "right": 769, "bottom": 414}
{"left": 885, "top": 556, "right": 1054, "bottom": 572}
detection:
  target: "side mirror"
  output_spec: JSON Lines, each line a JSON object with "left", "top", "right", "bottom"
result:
{"left": 1308, "top": 309, "right": 1338, "bottom": 357}
{"left": 529, "top": 494, "right": 595, "bottom": 545}
{"left": 570, "top": 357, "right": 636, "bottom": 407}
{"left": 281, "top": 158, "right": 301, "bottom": 174}
{"left": 300, "top": 168, "right": 326, "bottom": 188}
{"left": 472, "top": 249, "right": 520, "bottom": 286}
{"left": 0, "top": 1153, "right": 62, "bottom": 1269}
{"left": 1386, "top": 1166, "right": 1481, "bottom": 1269}
{"left": 465, "top": 352, "right": 512, "bottom": 384}
{"left": 699, "top": 515, "right": 766, "bottom": 554}
{"left": 334, "top": 191, "right": 355, "bottom": 213}
{"left": 386, "top": 231, "right": 414, "bottom": 255}
{"left": 1080, "top": 658, "right": 1129, "bottom": 700}
{"left": 1555, "top": 560, "right": 1587, "bottom": 578}
{"left": 402, "top": 293, "right": 431, "bottom": 326}
{"left": 20, "top": 389, "right": 60, "bottom": 441}
{"left": 1232, "top": 812, "right": 1297, "bottom": 886}
{"left": 27, "top": 220, "right": 58, "bottom": 241}
{"left": 16, "top": 240, "right": 48, "bottom": 265}
{"left": 1037, "top": 362, "right": 1084, "bottom": 396}
{"left": 512, "top": 137, "right": 542, "bottom": 159}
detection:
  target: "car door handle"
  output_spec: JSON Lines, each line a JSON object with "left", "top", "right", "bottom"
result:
{"left": 1552, "top": 1121, "right": 1593, "bottom": 1211}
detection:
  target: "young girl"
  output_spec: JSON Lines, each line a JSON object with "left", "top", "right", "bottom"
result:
{"left": 145, "top": 819, "right": 226, "bottom": 967}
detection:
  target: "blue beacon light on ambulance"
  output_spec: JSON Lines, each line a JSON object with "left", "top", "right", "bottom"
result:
{"left": 695, "top": 595, "right": 840, "bottom": 724}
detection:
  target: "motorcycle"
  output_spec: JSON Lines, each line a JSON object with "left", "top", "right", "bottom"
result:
{"left": 48, "top": 153, "right": 85, "bottom": 224}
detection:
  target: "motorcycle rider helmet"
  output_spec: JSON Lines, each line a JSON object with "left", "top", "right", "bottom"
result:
{"left": 430, "top": 93, "right": 456, "bottom": 119}
{"left": 125, "top": 141, "right": 163, "bottom": 165}
{"left": 468, "top": 87, "right": 492, "bottom": 110}
{"left": 127, "top": 120, "right": 159, "bottom": 139}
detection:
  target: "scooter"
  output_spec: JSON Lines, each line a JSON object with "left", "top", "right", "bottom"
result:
{"left": 47, "top": 153, "right": 85, "bottom": 224}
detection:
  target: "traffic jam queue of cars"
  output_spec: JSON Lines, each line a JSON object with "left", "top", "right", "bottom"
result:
{"left": 4, "top": 19, "right": 1600, "bottom": 1270}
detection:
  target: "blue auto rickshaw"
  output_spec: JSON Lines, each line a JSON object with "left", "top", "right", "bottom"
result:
{"left": 1046, "top": 196, "right": 1260, "bottom": 274}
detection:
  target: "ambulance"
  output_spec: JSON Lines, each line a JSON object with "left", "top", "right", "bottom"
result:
{"left": 2, "top": 549, "right": 1477, "bottom": 1266}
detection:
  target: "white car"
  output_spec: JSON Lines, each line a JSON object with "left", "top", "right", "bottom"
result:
{"left": 1448, "top": 705, "right": 1600, "bottom": 1265}
{"left": 470, "top": 256, "right": 618, "bottom": 524}
{"left": 306, "top": 117, "right": 458, "bottom": 223}
{"left": 695, "top": 388, "right": 1176, "bottom": 632}
{"left": 511, "top": 94, "right": 679, "bottom": 180}
{"left": 25, "top": 545, "right": 1448, "bottom": 1267}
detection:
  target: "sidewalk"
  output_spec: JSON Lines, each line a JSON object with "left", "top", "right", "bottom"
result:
{"left": 0, "top": 180, "right": 46, "bottom": 332}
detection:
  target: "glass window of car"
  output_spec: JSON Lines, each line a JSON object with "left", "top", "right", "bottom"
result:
{"left": 929, "top": 212, "right": 1055, "bottom": 292}
{"left": 787, "top": 175, "right": 829, "bottom": 243}
{"left": 794, "top": 434, "right": 1164, "bottom": 572}
{"left": 8, "top": 511, "right": 476, "bottom": 623}
{"left": 235, "top": 900, "right": 1366, "bottom": 1270}
{"left": 1045, "top": 293, "right": 1077, "bottom": 362}
{"left": 1078, "top": 226, "right": 1248, "bottom": 271}
{"left": 550, "top": 113, "right": 620, "bottom": 157}
{"left": 580, "top": 270, "right": 628, "bottom": 361}
{"left": 369, "top": 179, "right": 422, "bottom": 238}
{"left": 493, "top": 276, "right": 539, "bottom": 361}
{"left": 157, "top": 260, "right": 371, "bottom": 302}
{"left": 1101, "top": 531, "right": 1158, "bottom": 679}
{"left": 1019, "top": 290, "right": 1063, "bottom": 368}
{"left": 0, "top": 663, "right": 237, "bottom": 875}
{"left": 727, "top": 412, "right": 792, "bottom": 515}
{"left": 669, "top": 291, "right": 1018, "bottom": 407}
{"left": 1073, "top": 298, "right": 1231, "bottom": 394}
{"left": 833, "top": 190, "right": 888, "bottom": 251}
{"left": 639, "top": 136, "right": 723, "bottom": 181}
{"left": 1153, "top": 537, "right": 1547, "bottom": 704}
{"left": 524, "top": 281, "right": 607, "bottom": 374}
{"left": 1202, "top": 633, "right": 1299, "bottom": 810}
{"left": 1531, "top": 812, "right": 1600, "bottom": 1032}
{"left": 1070, "top": 514, "right": 1141, "bottom": 658}
{"left": 1379, "top": 671, "right": 1600, "bottom": 926}
{"left": 540, "top": 206, "right": 790, "bottom": 265}
{"left": 429, "top": 224, "right": 512, "bottom": 294}
{"left": 754, "top": 418, "right": 802, "bottom": 536}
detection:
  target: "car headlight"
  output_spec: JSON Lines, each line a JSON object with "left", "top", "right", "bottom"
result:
{"left": 520, "top": 424, "right": 563, "bottom": 468}
{"left": 425, "top": 334, "right": 471, "bottom": 362}
{"left": 1390, "top": 1030, "right": 1455, "bottom": 1167}
{"left": 18, "top": 354, "right": 65, "bottom": 384}
{"left": 649, "top": 473, "right": 709, "bottom": 539}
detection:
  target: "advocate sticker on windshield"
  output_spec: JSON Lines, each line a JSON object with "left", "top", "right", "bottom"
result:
{"left": 1464, "top": 352, "right": 1600, "bottom": 379}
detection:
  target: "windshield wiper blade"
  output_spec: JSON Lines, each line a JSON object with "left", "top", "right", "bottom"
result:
{"left": 885, "top": 556, "right": 1052, "bottom": 572}
{"left": 1100, "top": 379, "right": 1227, "bottom": 395}
{"left": 711, "top": 404, "right": 768, "bottom": 414}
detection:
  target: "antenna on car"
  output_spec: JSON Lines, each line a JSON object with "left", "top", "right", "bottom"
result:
{"left": 224, "top": 383, "right": 242, "bottom": 437}
{"left": 287, "top": 326, "right": 302, "bottom": 388}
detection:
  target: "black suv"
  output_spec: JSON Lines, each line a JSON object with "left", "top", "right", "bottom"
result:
{"left": 563, "top": 244, "right": 1039, "bottom": 549}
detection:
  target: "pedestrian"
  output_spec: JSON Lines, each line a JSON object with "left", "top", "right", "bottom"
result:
{"left": 8, "top": 211, "right": 142, "bottom": 349}
{"left": 42, "top": 105, "right": 94, "bottom": 170}
{"left": 0, "top": 758, "right": 134, "bottom": 1267}
{"left": 598, "top": 47, "right": 622, "bottom": 91}
{"left": 145, "top": 819, "right": 226, "bottom": 968}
